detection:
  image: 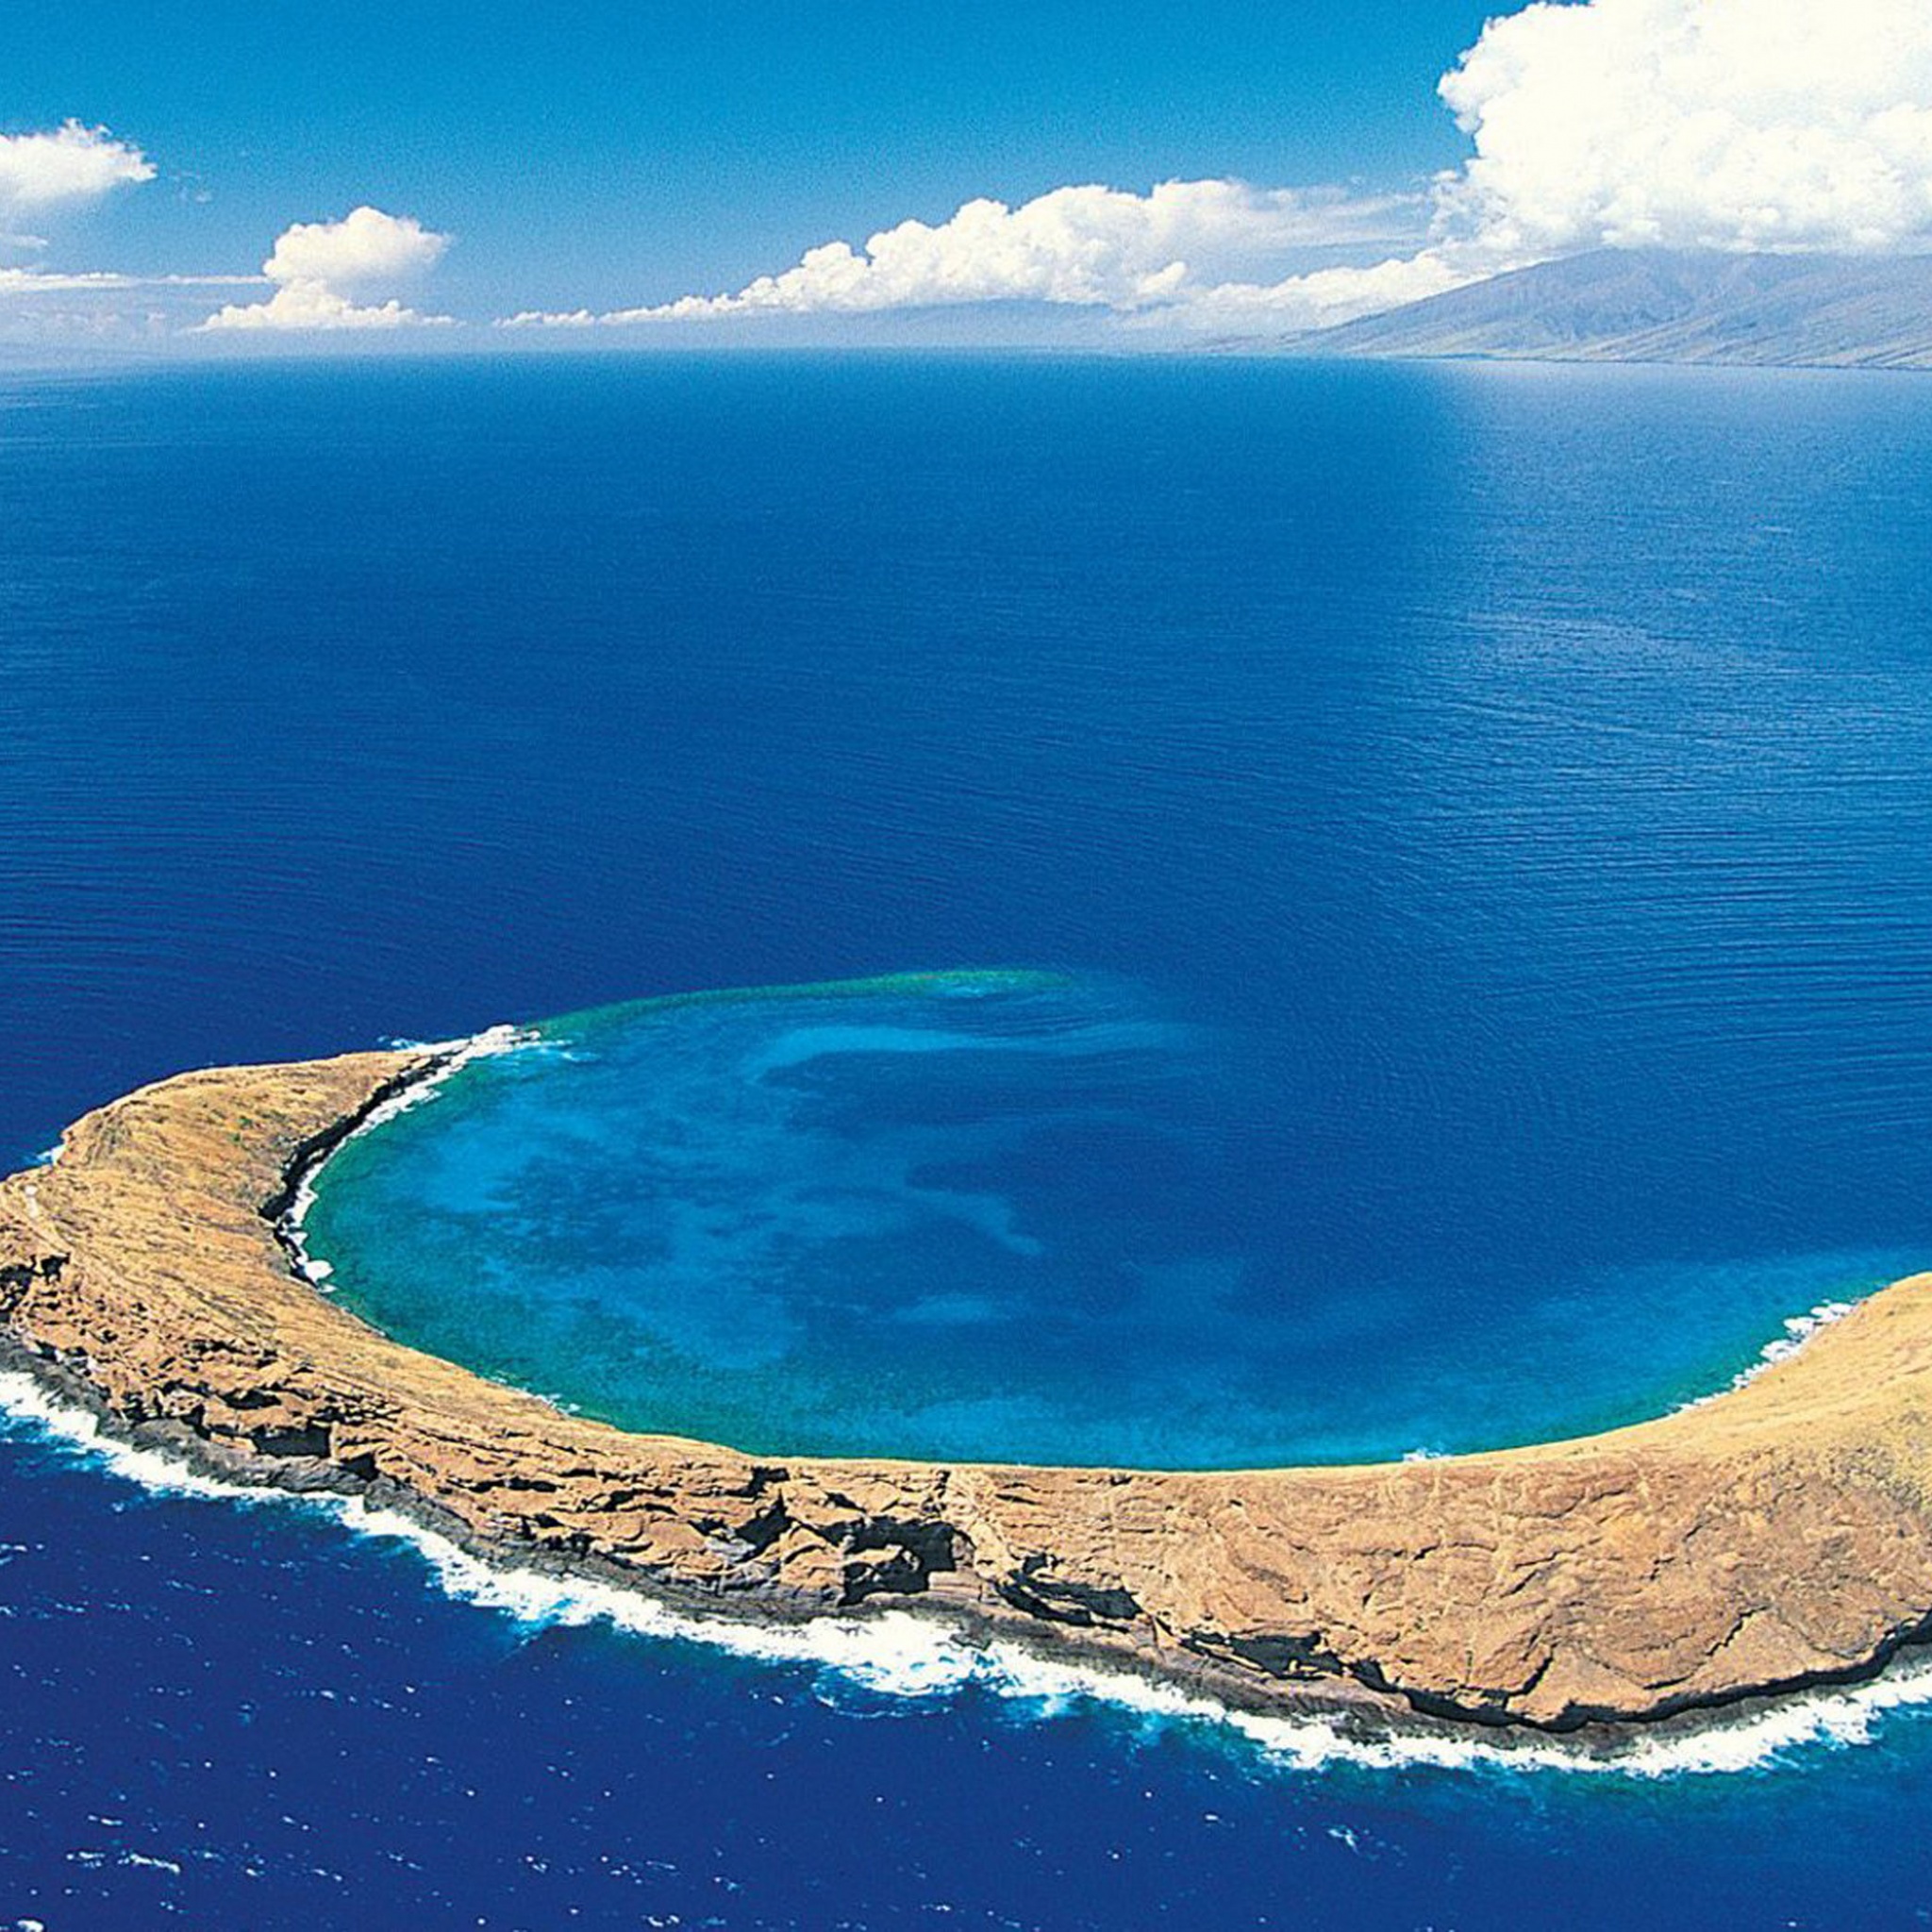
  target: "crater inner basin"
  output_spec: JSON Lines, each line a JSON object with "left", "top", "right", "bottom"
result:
{"left": 300, "top": 971, "right": 1911, "bottom": 1469}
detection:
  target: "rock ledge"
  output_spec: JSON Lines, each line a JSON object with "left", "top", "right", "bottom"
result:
{"left": 6, "top": 1048, "right": 1932, "bottom": 1733}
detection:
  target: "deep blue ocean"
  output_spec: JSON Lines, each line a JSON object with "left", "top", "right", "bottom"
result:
{"left": 6, "top": 354, "right": 1932, "bottom": 1924}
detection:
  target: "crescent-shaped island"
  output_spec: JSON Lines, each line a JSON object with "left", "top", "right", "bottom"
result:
{"left": 5, "top": 1041, "right": 1932, "bottom": 1740}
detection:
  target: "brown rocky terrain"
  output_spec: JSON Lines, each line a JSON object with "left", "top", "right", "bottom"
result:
{"left": 5, "top": 1047, "right": 1932, "bottom": 1734}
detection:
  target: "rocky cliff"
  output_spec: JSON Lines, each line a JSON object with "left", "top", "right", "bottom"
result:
{"left": 6, "top": 1049, "right": 1932, "bottom": 1733}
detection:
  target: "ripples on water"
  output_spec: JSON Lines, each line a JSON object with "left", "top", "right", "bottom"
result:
{"left": 6, "top": 358, "right": 1932, "bottom": 1920}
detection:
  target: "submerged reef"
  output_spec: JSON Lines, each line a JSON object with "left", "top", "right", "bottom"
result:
{"left": 6, "top": 1046, "right": 1932, "bottom": 1735}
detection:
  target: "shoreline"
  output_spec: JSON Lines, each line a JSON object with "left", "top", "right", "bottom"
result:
{"left": 8, "top": 1046, "right": 1932, "bottom": 1739}
{"left": 0, "top": 1317, "right": 1432, "bottom": 1754}
{"left": 9, "top": 1333, "right": 1929, "bottom": 1784}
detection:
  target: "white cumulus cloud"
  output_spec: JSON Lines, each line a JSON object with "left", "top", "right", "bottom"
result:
{"left": 200, "top": 206, "right": 454, "bottom": 332}
{"left": 1435, "top": 0, "right": 1932, "bottom": 261}
{"left": 262, "top": 205, "right": 450, "bottom": 290}
{"left": 0, "top": 121, "right": 153, "bottom": 217}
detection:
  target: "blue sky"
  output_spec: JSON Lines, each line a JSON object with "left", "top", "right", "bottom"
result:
{"left": 1, "top": 2, "right": 1483, "bottom": 308}
{"left": 5, "top": 0, "right": 1932, "bottom": 348}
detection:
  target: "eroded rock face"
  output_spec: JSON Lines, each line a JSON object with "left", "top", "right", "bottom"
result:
{"left": 5, "top": 1050, "right": 1932, "bottom": 1732}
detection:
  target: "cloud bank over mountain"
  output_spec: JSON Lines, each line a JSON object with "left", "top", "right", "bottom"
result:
{"left": 8, "top": 0, "right": 1932, "bottom": 347}
{"left": 508, "top": 0, "right": 1932, "bottom": 334}
{"left": 503, "top": 181, "right": 1425, "bottom": 329}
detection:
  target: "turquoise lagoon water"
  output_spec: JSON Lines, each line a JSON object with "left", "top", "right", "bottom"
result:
{"left": 304, "top": 969, "right": 1916, "bottom": 1469}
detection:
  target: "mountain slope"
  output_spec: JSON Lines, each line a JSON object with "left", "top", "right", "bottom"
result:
{"left": 1289, "top": 250, "right": 1932, "bottom": 369}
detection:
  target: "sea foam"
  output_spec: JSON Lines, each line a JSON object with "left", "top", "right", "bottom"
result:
{"left": 283, "top": 1022, "right": 533, "bottom": 1288}
{"left": 2, "top": 1356, "right": 1928, "bottom": 1785}
{"left": 1673, "top": 1297, "right": 1862, "bottom": 1413}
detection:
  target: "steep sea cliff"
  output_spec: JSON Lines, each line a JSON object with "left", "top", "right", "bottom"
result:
{"left": 9, "top": 1041, "right": 1932, "bottom": 1742}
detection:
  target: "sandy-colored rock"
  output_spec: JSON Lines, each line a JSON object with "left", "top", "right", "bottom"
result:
{"left": 5, "top": 1048, "right": 1932, "bottom": 1732}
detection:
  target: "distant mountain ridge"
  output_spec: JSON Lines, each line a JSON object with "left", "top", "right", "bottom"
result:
{"left": 1286, "top": 250, "right": 1932, "bottom": 369}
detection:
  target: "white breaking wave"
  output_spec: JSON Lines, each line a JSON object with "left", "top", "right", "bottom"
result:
{"left": 1674, "top": 1298, "right": 1862, "bottom": 1413}
{"left": 2, "top": 1360, "right": 1929, "bottom": 1782}
{"left": 283, "top": 1021, "right": 534, "bottom": 1287}
{"left": 1743, "top": 1300, "right": 1860, "bottom": 1377}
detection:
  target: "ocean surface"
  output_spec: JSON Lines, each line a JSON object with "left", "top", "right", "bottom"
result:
{"left": 5, "top": 353, "right": 1932, "bottom": 1924}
